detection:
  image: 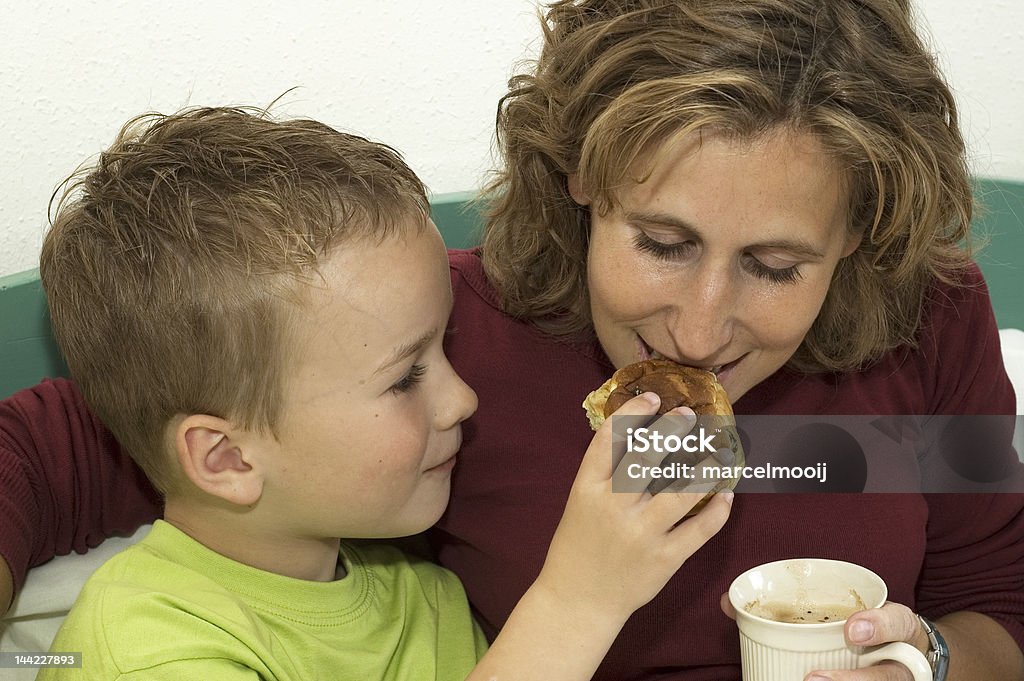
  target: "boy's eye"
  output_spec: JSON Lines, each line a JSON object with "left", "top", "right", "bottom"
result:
{"left": 389, "top": 364, "right": 426, "bottom": 395}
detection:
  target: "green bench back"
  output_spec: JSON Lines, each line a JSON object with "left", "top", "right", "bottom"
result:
{"left": 2, "top": 183, "right": 1022, "bottom": 399}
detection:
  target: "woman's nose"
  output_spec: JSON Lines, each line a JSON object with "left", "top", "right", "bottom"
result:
{"left": 667, "top": 264, "right": 736, "bottom": 364}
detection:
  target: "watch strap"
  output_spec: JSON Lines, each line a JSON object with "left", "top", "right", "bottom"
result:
{"left": 917, "top": 615, "right": 949, "bottom": 681}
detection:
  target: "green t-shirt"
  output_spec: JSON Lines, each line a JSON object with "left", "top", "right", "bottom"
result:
{"left": 40, "top": 521, "right": 487, "bottom": 680}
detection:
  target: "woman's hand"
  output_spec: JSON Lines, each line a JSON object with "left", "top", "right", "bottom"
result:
{"left": 808, "top": 608, "right": 1024, "bottom": 681}
{"left": 720, "top": 596, "right": 929, "bottom": 680}
{"left": 805, "top": 604, "right": 930, "bottom": 681}
{"left": 534, "top": 391, "right": 733, "bottom": 627}
{"left": 720, "top": 597, "right": 928, "bottom": 680}
{"left": 722, "top": 595, "right": 1024, "bottom": 680}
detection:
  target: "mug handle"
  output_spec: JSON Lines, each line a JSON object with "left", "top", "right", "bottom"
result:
{"left": 859, "top": 641, "right": 932, "bottom": 681}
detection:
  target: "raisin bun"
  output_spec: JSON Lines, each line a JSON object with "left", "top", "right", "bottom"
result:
{"left": 582, "top": 358, "right": 742, "bottom": 514}
{"left": 583, "top": 359, "right": 732, "bottom": 431}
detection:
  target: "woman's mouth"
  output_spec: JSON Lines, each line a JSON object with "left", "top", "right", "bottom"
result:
{"left": 635, "top": 335, "right": 742, "bottom": 381}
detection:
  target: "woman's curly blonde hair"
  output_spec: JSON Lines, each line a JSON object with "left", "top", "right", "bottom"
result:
{"left": 482, "top": 0, "right": 973, "bottom": 372}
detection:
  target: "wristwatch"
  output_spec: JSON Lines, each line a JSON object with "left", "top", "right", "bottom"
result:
{"left": 918, "top": 615, "right": 949, "bottom": 681}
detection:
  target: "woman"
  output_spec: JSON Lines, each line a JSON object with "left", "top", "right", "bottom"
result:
{"left": 2, "top": 1, "right": 1022, "bottom": 679}
{"left": 429, "top": 1, "right": 1022, "bottom": 679}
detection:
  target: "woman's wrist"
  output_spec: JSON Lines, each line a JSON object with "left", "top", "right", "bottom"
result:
{"left": 930, "top": 611, "right": 1024, "bottom": 681}
{"left": 907, "top": 613, "right": 932, "bottom": 655}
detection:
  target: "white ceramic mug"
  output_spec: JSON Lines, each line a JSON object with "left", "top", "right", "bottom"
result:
{"left": 728, "top": 558, "right": 932, "bottom": 681}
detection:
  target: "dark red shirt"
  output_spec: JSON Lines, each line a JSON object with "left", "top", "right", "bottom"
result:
{"left": 434, "top": 250, "right": 1024, "bottom": 680}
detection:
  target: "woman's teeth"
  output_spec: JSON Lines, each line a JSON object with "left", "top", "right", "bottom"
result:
{"left": 645, "top": 342, "right": 724, "bottom": 375}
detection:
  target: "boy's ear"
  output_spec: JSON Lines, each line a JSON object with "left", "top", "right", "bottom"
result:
{"left": 567, "top": 173, "right": 592, "bottom": 206}
{"left": 174, "top": 415, "right": 264, "bottom": 507}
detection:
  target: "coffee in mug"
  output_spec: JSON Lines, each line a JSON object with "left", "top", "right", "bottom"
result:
{"left": 728, "top": 558, "right": 932, "bottom": 681}
{"left": 745, "top": 599, "right": 864, "bottom": 624}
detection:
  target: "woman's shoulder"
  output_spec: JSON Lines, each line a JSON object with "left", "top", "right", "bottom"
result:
{"left": 920, "top": 261, "right": 991, "bottom": 326}
{"left": 841, "top": 261, "right": 1009, "bottom": 415}
{"left": 447, "top": 248, "right": 500, "bottom": 308}
{"left": 742, "top": 262, "right": 1010, "bottom": 415}
{"left": 914, "top": 261, "right": 999, "bottom": 370}
{"left": 913, "top": 261, "right": 1013, "bottom": 414}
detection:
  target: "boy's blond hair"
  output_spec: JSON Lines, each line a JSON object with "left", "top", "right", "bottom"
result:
{"left": 41, "top": 107, "right": 429, "bottom": 494}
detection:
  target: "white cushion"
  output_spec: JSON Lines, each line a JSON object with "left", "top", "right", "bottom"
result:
{"left": 0, "top": 526, "right": 151, "bottom": 680}
{"left": 999, "top": 328, "right": 1024, "bottom": 460}
{"left": 1000, "top": 329, "right": 1024, "bottom": 413}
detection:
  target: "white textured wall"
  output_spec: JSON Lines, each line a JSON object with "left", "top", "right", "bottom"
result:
{"left": 915, "top": 0, "right": 1024, "bottom": 180}
{"left": 1, "top": 0, "right": 1021, "bottom": 278}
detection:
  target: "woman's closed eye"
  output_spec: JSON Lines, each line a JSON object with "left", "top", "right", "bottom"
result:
{"left": 633, "top": 232, "right": 803, "bottom": 284}
{"left": 742, "top": 254, "right": 802, "bottom": 284}
{"left": 631, "top": 232, "right": 696, "bottom": 260}
{"left": 389, "top": 363, "right": 426, "bottom": 395}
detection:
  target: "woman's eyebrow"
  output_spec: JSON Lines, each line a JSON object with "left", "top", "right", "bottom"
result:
{"left": 625, "top": 210, "right": 700, "bottom": 236}
{"left": 625, "top": 209, "right": 826, "bottom": 259}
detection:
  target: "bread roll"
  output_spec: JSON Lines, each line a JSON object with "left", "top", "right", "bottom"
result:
{"left": 582, "top": 358, "right": 742, "bottom": 514}
{"left": 582, "top": 359, "right": 732, "bottom": 430}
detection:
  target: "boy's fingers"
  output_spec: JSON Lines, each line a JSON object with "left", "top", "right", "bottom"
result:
{"left": 645, "top": 480, "right": 720, "bottom": 527}
{"left": 644, "top": 488, "right": 704, "bottom": 519}
{"left": 614, "top": 406, "right": 699, "bottom": 493}
{"left": 666, "top": 489, "right": 733, "bottom": 547}
{"left": 579, "top": 392, "right": 661, "bottom": 480}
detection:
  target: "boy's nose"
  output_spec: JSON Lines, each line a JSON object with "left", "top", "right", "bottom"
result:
{"left": 437, "top": 367, "right": 478, "bottom": 430}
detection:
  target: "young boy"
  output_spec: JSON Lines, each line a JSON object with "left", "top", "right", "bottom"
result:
{"left": 37, "top": 107, "right": 731, "bottom": 680}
